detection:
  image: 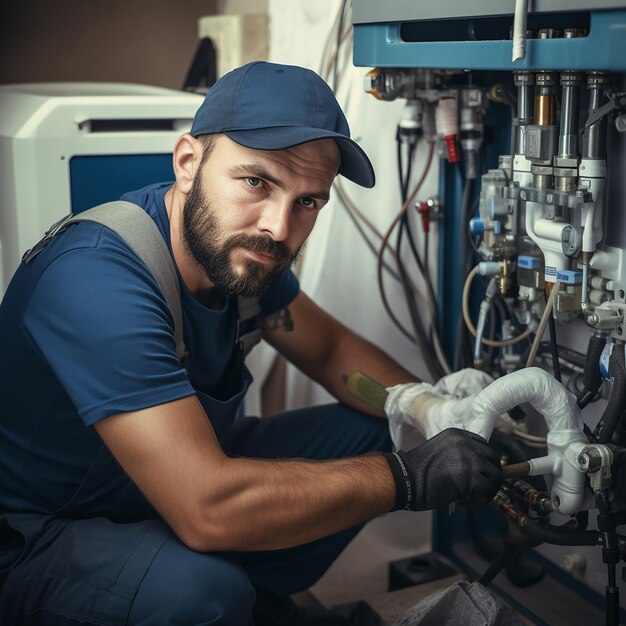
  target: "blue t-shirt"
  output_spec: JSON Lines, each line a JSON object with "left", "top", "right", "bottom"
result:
{"left": 0, "top": 183, "right": 299, "bottom": 516}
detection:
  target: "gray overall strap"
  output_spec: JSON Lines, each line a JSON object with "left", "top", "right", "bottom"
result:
{"left": 237, "top": 296, "right": 262, "bottom": 356}
{"left": 22, "top": 201, "right": 188, "bottom": 366}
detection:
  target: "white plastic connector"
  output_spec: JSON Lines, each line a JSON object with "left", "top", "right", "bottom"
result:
{"left": 435, "top": 97, "right": 458, "bottom": 136}
{"left": 476, "top": 261, "right": 500, "bottom": 276}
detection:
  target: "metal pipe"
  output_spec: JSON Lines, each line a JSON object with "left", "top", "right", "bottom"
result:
{"left": 503, "top": 462, "right": 531, "bottom": 478}
{"left": 514, "top": 72, "right": 534, "bottom": 154}
{"left": 535, "top": 72, "right": 556, "bottom": 126}
{"left": 583, "top": 72, "right": 610, "bottom": 160}
{"left": 558, "top": 72, "right": 581, "bottom": 159}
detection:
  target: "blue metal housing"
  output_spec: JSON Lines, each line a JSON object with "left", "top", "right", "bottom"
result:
{"left": 354, "top": 10, "right": 626, "bottom": 71}
{"left": 69, "top": 154, "right": 174, "bottom": 214}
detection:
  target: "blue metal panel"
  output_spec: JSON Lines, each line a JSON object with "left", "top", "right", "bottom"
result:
{"left": 354, "top": 10, "right": 626, "bottom": 71}
{"left": 437, "top": 161, "right": 464, "bottom": 362}
{"left": 69, "top": 154, "right": 174, "bottom": 214}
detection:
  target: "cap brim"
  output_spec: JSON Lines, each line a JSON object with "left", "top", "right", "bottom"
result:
{"left": 225, "top": 127, "right": 375, "bottom": 189}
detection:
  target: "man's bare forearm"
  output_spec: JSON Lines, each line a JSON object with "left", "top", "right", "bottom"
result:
{"left": 326, "top": 332, "right": 419, "bottom": 416}
{"left": 262, "top": 297, "right": 419, "bottom": 416}
{"left": 188, "top": 453, "right": 396, "bottom": 552}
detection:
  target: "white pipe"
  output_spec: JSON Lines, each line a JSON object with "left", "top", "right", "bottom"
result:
{"left": 525, "top": 202, "right": 571, "bottom": 282}
{"left": 512, "top": 0, "right": 530, "bottom": 62}
{"left": 467, "top": 367, "right": 591, "bottom": 514}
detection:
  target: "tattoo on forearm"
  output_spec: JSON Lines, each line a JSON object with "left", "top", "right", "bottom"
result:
{"left": 343, "top": 371, "right": 388, "bottom": 412}
{"left": 262, "top": 307, "right": 294, "bottom": 332}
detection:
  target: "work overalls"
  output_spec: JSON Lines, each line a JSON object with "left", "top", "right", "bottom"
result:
{"left": 0, "top": 205, "right": 393, "bottom": 625}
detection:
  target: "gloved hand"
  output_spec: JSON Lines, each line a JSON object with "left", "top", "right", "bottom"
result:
{"left": 433, "top": 368, "right": 494, "bottom": 397}
{"left": 385, "top": 428, "right": 502, "bottom": 511}
{"left": 386, "top": 369, "right": 514, "bottom": 449}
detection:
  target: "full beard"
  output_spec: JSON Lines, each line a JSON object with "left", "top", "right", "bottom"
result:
{"left": 182, "top": 176, "right": 300, "bottom": 297}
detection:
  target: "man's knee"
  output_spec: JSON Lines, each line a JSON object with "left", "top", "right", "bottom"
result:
{"left": 128, "top": 537, "right": 255, "bottom": 626}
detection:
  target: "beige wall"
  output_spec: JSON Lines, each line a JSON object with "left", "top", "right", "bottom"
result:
{"left": 0, "top": 0, "right": 218, "bottom": 88}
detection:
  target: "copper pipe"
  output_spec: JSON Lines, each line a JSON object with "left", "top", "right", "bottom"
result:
{"left": 502, "top": 462, "right": 531, "bottom": 478}
{"left": 535, "top": 95, "right": 554, "bottom": 126}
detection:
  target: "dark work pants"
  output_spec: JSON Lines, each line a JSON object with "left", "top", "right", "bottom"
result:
{"left": 0, "top": 403, "right": 392, "bottom": 626}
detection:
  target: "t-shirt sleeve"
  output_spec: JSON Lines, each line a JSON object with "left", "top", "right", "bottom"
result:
{"left": 258, "top": 269, "right": 300, "bottom": 316}
{"left": 24, "top": 247, "right": 195, "bottom": 426}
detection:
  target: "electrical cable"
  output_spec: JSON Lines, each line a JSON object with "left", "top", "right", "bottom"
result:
{"left": 577, "top": 334, "right": 607, "bottom": 409}
{"left": 377, "top": 142, "right": 441, "bottom": 375}
{"left": 316, "top": 0, "right": 442, "bottom": 378}
{"left": 462, "top": 267, "right": 531, "bottom": 347}
{"left": 594, "top": 342, "right": 626, "bottom": 443}
{"left": 526, "top": 283, "right": 561, "bottom": 368}
{"left": 478, "top": 544, "right": 518, "bottom": 587}
{"left": 402, "top": 208, "right": 440, "bottom": 327}
{"left": 334, "top": 179, "right": 451, "bottom": 375}
{"left": 548, "top": 313, "right": 562, "bottom": 382}
{"left": 320, "top": 1, "right": 453, "bottom": 376}
{"left": 519, "top": 518, "right": 600, "bottom": 546}
{"left": 511, "top": 429, "right": 547, "bottom": 444}
{"left": 595, "top": 491, "right": 620, "bottom": 626}
{"left": 394, "top": 139, "right": 445, "bottom": 379}
{"left": 396, "top": 216, "right": 444, "bottom": 380}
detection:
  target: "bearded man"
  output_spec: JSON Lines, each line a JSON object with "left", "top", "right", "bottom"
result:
{"left": 0, "top": 62, "right": 501, "bottom": 626}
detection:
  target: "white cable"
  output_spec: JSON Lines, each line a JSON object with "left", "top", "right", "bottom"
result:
{"left": 581, "top": 262, "right": 589, "bottom": 312}
{"left": 512, "top": 428, "right": 547, "bottom": 443}
{"left": 512, "top": 0, "right": 530, "bottom": 62}
{"left": 462, "top": 267, "right": 531, "bottom": 347}
{"left": 526, "top": 282, "right": 561, "bottom": 368}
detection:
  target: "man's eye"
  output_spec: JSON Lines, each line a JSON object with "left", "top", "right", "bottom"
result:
{"left": 246, "top": 177, "right": 262, "bottom": 188}
{"left": 300, "top": 197, "right": 317, "bottom": 209}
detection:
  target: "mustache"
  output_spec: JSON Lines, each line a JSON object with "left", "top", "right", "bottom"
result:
{"left": 224, "top": 233, "right": 293, "bottom": 264}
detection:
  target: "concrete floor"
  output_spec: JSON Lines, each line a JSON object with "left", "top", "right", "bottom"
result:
{"left": 301, "top": 510, "right": 540, "bottom": 625}
{"left": 310, "top": 510, "right": 432, "bottom": 608}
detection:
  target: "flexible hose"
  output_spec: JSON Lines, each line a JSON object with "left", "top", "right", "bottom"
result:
{"left": 526, "top": 282, "right": 561, "bottom": 368}
{"left": 594, "top": 342, "right": 626, "bottom": 443}
{"left": 548, "top": 314, "right": 562, "bottom": 382}
{"left": 462, "top": 267, "right": 531, "bottom": 347}
{"left": 478, "top": 545, "right": 518, "bottom": 587}
{"left": 520, "top": 518, "right": 600, "bottom": 546}
{"left": 577, "top": 333, "right": 606, "bottom": 409}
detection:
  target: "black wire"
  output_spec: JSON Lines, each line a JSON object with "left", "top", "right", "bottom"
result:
{"left": 548, "top": 314, "right": 562, "bottom": 382}
{"left": 401, "top": 214, "right": 443, "bottom": 352}
{"left": 396, "top": 136, "right": 404, "bottom": 198}
{"left": 424, "top": 229, "right": 430, "bottom": 276}
{"left": 402, "top": 214, "right": 440, "bottom": 330}
{"left": 396, "top": 222, "right": 443, "bottom": 380}
{"left": 395, "top": 137, "right": 444, "bottom": 379}
{"left": 478, "top": 545, "right": 517, "bottom": 587}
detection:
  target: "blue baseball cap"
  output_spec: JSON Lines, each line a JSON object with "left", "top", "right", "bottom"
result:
{"left": 189, "top": 61, "right": 375, "bottom": 188}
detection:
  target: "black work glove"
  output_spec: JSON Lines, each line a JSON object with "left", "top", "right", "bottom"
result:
{"left": 385, "top": 428, "right": 502, "bottom": 511}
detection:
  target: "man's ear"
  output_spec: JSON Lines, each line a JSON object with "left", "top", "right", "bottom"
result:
{"left": 172, "top": 133, "right": 204, "bottom": 194}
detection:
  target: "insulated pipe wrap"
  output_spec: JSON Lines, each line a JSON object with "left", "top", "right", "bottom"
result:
{"left": 467, "top": 367, "right": 584, "bottom": 441}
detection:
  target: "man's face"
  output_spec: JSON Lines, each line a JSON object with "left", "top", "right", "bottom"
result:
{"left": 182, "top": 135, "right": 340, "bottom": 298}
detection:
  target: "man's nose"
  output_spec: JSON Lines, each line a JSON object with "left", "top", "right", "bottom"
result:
{"left": 258, "top": 200, "right": 291, "bottom": 242}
